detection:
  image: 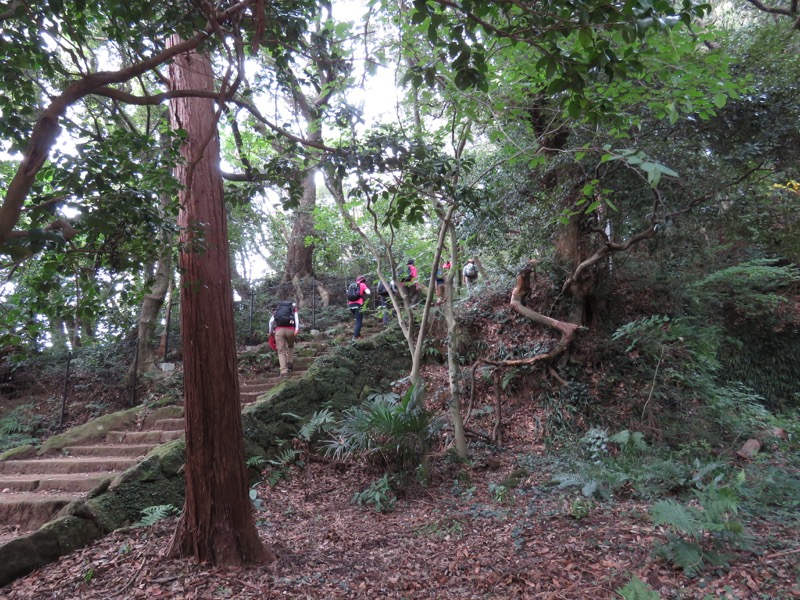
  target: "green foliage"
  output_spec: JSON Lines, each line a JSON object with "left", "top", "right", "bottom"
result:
{"left": 133, "top": 504, "right": 179, "bottom": 527}
{"left": 740, "top": 461, "right": 800, "bottom": 520}
{"left": 488, "top": 483, "right": 511, "bottom": 504}
{"left": 246, "top": 455, "right": 267, "bottom": 470}
{"left": 323, "top": 386, "right": 443, "bottom": 476}
{"left": 616, "top": 576, "right": 661, "bottom": 599}
{"left": 285, "top": 408, "right": 337, "bottom": 443}
{"left": 569, "top": 497, "right": 594, "bottom": 519}
{"left": 650, "top": 472, "right": 747, "bottom": 576}
{"left": 266, "top": 447, "right": 303, "bottom": 487}
{"left": 352, "top": 474, "right": 396, "bottom": 513}
{"left": 0, "top": 407, "right": 42, "bottom": 452}
{"left": 414, "top": 516, "right": 465, "bottom": 540}
{"left": 612, "top": 313, "right": 777, "bottom": 442}
{"left": 691, "top": 259, "right": 800, "bottom": 323}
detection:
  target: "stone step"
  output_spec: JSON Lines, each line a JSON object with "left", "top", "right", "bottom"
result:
{"left": 62, "top": 444, "right": 156, "bottom": 458}
{"left": 105, "top": 430, "right": 183, "bottom": 444}
{"left": 0, "top": 472, "right": 115, "bottom": 493}
{"left": 241, "top": 372, "right": 306, "bottom": 393}
{"left": 152, "top": 418, "right": 184, "bottom": 431}
{"left": 292, "top": 356, "right": 318, "bottom": 369}
{"left": 0, "top": 492, "right": 80, "bottom": 530}
{"left": 0, "top": 457, "right": 139, "bottom": 476}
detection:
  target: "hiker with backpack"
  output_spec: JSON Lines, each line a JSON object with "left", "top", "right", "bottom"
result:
{"left": 268, "top": 301, "right": 300, "bottom": 377}
{"left": 463, "top": 258, "right": 479, "bottom": 288}
{"left": 435, "top": 260, "right": 450, "bottom": 305}
{"left": 347, "top": 275, "right": 371, "bottom": 339}
{"left": 376, "top": 278, "right": 397, "bottom": 325}
{"left": 400, "top": 258, "right": 419, "bottom": 305}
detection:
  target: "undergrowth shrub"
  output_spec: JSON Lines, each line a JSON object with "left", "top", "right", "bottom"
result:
{"left": 0, "top": 406, "right": 43, "bottom": 451}
{"left": 612, "top": 314, "right": 776, "bottom": 445}
{"left": 352, "top": 474, "right": 397, "bottom": 513}
{"left": 323, "top": 386, "right": 442, "bottom": 480}
{"left": 616, "top": 576, "right": 661, "bottom": 599}
{"left": 551, "top": 428, "right": 728, "bottom": 501}
{"left": 649, "top": 471, "right": 747, "bottom": 576}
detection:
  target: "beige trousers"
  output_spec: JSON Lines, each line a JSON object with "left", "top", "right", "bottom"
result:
{"left": 275, "top": 327, "right": 296, "bottom": 375}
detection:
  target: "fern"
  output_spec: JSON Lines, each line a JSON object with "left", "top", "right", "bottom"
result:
{"left": 649, "top": 474, "right": 747, "bottom": 575}
{"left": 246, "top": 455, "right": 267, "bottom": 469}
{"left": 655, "top": 538, "right": 704, "bottom": 576}
{"left": 0, "top": 418, "right": 26, "bottom": 435}
{"left": 650, "top": 500, "right": 702, "bottom": 538}
{"left": 609, "top": 430, "right": 648, "bottom": 453}
{"left": 134, "top": 504, "right": 179, "bottom": 527}
{"left": 616, "top": 576, "right": 661, "bottom": 599}
{"left": 266, "top": 448, "right": 302, "bottom": 486}
{"left": 285, "top": 408, "right": 336, "bottom": 443}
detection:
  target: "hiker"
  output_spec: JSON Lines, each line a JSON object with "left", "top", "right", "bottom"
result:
{"left": 435, "top": 260, "right": 450, "bottom": 305}
{"left": 400, "top": 258, "right": 419, "bottom": 305}
{"left": 347, "top": 275, "right": 371, "bottom": 339}
{"left": 463, "top": 258, "right": 479, "bottom": 288}
{"left": 376, "top": 278, "right": 396, "bottom": 325}
{"left": 269, "top": 301, "right": 300, "bottom": 377}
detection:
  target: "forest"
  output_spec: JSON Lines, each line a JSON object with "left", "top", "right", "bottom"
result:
{"left": 0, "top": 0, "right": 799, "bottom": 597}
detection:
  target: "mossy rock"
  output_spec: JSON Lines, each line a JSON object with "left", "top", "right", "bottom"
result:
{"left": 38, "top": 407, "right": 141, "bottom": 455}
{"left": 0, "top": 537, "right": 38, "bottom": 586}
{"left": 87, "top": 477, "right": 185, "bottom": 532}
{"left": 0, "top": 444, "right": 36, "bottom": 461}
{"left": 39, "top": 516, "right": 101, "bottom": 553}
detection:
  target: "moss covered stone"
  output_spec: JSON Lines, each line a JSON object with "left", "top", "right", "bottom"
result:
{"left": 87, "top": 477, "right": 185, "bottom": 532}
{"left": 38, "top": 407, "right": 141, "bottom": 455}
{"left": 0, "top": 538, "right": 37, "bottom": 586}
{"left": 39, "top": 515, "right": 101, "bottom": 553}
{"left": 0, "top": 444, "right": 36, "bottom": 461}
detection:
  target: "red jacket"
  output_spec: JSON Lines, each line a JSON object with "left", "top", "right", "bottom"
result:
{"left": 348, "top": 281, "right": 370, "bottom": 307}
{"left": 403, "top": 264, "right": 418, "bottom": 285}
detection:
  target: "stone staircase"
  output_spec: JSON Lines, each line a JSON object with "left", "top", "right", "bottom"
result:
{"left": 0, "top": 338, "right": 342, "bottom": 543}
{"left": 239, "top": 354, "right": 319, "bottom": 404}
{"left": 0, "top": 409, "right": 184, "bottom": 543}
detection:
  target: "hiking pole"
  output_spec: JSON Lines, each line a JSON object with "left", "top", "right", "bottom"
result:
{"left": 312, "top": 276, "right": 317, "bottom": 329}
{"left": 130, "top": 339, "right": 140, "bottom": 407}
{"left": 59, "top": 351, "right": 72, "bottom": 429}
{"left": 248, "top": 288, "right": 254, "bottom": 344}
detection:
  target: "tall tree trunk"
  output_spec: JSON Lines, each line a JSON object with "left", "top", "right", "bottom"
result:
{"left": 49, "top": 317, "right": 68, "bottom": 353}
{"left": 284, "top": 170, "right": 316, "bottom": 284}
{"left": 444, "top": 224, "right": 467, "bottom": 459}
{"left": 166, "top": 38, "right": 272, "bottom": 566}
{"left": 131, "top": 245, "right": 172, "bottom": 376}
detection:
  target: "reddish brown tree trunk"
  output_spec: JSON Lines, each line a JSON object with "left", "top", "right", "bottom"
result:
{"left": 166, "top": 38, "right": 272, "bottom": 566}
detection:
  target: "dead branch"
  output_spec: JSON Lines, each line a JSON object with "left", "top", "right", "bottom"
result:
{"left": 492, "top": 371, "right": 503, "bottom": 445}
{"left": 462, "top": 361, "right": 480, "bottom": 427}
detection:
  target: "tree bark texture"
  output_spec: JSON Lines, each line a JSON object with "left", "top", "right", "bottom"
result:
{"left": 166, "top": 38, "right": 272, "bottom": 566}
{"left": 284, "top": 169, "right": 316, "bottom": 284}
{"left": 133, "top": 252, "right": 172, "bottom": 374}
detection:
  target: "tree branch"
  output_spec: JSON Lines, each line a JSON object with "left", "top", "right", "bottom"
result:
{"left": 0, "top": 1, "right": 255, "bottom": 246}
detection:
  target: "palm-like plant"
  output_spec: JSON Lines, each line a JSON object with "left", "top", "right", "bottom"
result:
{"left": 323, "top": 386, "right": 442, "bottom": 474}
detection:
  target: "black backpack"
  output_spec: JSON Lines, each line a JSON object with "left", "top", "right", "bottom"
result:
{"left": 377, "top": 281, "right": 389, "bottom": 296}
{"left": 273, "top": 301, "right": 295, "bottom": 327}
{"left": 346, "top": 281, "right": 362, "bottom": 302}
{"left": 464, "top": 262, "right": 478, "bottom": 278}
